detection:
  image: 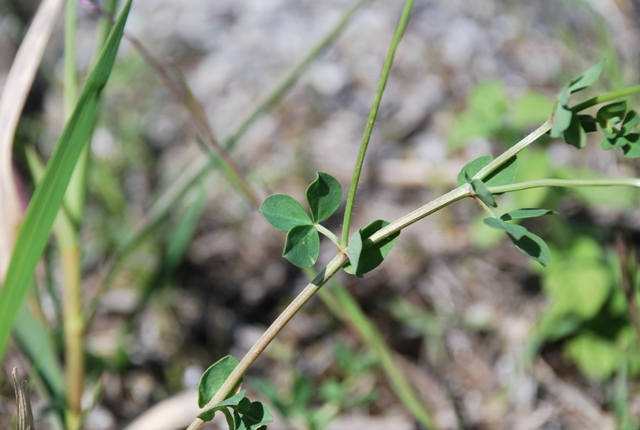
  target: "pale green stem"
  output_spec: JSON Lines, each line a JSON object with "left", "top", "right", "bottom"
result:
{"left": 61, "top": 3, "right": 85, "bottom": 429}
{"left": 473, "top": 116, "right": 554, "bottom": 184}
{"left": 315, "top": 223, "right": 341, "bottom": 248}
{"left": 369, "top": 186, "right": 469, "bottom": 244}
{"left": 571, "top": 85, "right": 640, "bottom": 113}
{"left": 488, "top": 178, "right": 640, "bottom": 194}
{"left": 342, "top": 0, "right": 415, "bottom": 246}
{"left": 186, "top": 252, "right": 349, "bottom": 430}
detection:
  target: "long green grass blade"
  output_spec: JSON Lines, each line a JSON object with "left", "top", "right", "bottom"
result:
{"left": 0, "top": 0, "right": 132, "bottom": 361}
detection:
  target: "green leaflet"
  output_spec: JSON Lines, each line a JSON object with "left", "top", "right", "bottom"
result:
{"left": 344, "top": 220, "right": 400, "bottom": 277}
{"left": 306, "top": 172, "right": 343, "bottom": 223}
{"left": 456, "top": 155, "right": 517, "bottom": 188}
{"left": 260, "top": 194, "right": 312, "bottom": 231}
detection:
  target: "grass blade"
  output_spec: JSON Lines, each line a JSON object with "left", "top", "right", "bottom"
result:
{"left": 0, "top": 0, "right": 133, "bottom": 361}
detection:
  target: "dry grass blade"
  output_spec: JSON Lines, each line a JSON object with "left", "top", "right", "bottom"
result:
{"left": 12, "top": 368, "right": 35, "bottom": 430}
{"left": 0, "top": 0, "right": 64, "bottom": 281}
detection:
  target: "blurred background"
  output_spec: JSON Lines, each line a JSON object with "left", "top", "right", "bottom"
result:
{"left": 1, "top": 0, "right": 640, "bottom": 428}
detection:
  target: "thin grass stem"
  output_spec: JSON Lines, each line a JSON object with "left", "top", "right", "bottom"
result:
{"left": 341, "top": 0, "right": 415, "bottom": 246}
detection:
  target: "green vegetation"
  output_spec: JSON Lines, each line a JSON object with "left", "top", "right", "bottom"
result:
{"left": 1, "top": 1, "right": 639, "bottom": 429}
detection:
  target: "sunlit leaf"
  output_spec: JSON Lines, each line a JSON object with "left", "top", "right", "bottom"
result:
{"left": 283, "top": 225, "right": 320, "bottom": 268}
{"left": 260, "top": 194, "right": 312, "bottom": 231}
{"left": 306, "top": 172, "right": 342, "bottom": 223}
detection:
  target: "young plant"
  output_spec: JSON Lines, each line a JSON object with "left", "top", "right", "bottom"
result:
{"left": 187, "top": 42, "right": 640, "bottom": 430}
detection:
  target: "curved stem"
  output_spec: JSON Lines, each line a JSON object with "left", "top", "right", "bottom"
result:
{"left": 473, "top": 116, "right": 554, "bottom": 183}
{"left": 571, "top": 85, "right": 640, "bottom": 113}
{"left": 342, "top": 0, "right": 415, "bottom": 246}
{"left": 488, "top": 178, "right": 640, "bottom": 194}
{"left": 186, "top": 252, "right": 348, "bottom": 430}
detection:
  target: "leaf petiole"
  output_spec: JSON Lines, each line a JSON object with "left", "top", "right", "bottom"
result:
{"left": 315, "top": 224, "right": 341, "bottom": 249}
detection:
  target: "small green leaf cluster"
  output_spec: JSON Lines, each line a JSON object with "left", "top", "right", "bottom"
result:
{"left": 260, "top": 173, "right": 399, "bottom": 276}
{"left": 551, "top": 60, "right": 604, "bottom": 145}
{"left": 260, "top": 172, "right": 342, "bottom": 268}
{"left": 457, "top": 156, "right": 554, "bottom": 266}
{"left": 197, "top": 355, "right": 273, "bottom": 429}
{"left": 551, "top": 60, "right": 640, "bottom": 156}
{"left": 536, "top": 238, "right": 640, "bottom": 380}
{"left": 251, "top": 341, "right": 378, "bottom": 430}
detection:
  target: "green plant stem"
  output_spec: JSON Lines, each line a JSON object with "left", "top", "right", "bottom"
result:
{"left": 342, "top": 0, "right": 414, "bottom": 246}
{"left": 473, "top": 116, "right": 554, "bottom": 184}
{"left": 320, "top": 283, "right": 440, "bottom": 430}
{"left": 487, "top": 178, "right": 640, "bottom": 194}
{"left": 186, "top": 252, "right": 349, "bottom": 430}
{"left": 571, "top": 85, "right": 640, "bottom": 112}
{"left": 369, "top": 186, "right": 469, "bottom": 244}
{"left": 314, "top": 223, "right": 341, "bottom": 248}
{"left": 62, "top": 3, "right": 85, "bottom": 428}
